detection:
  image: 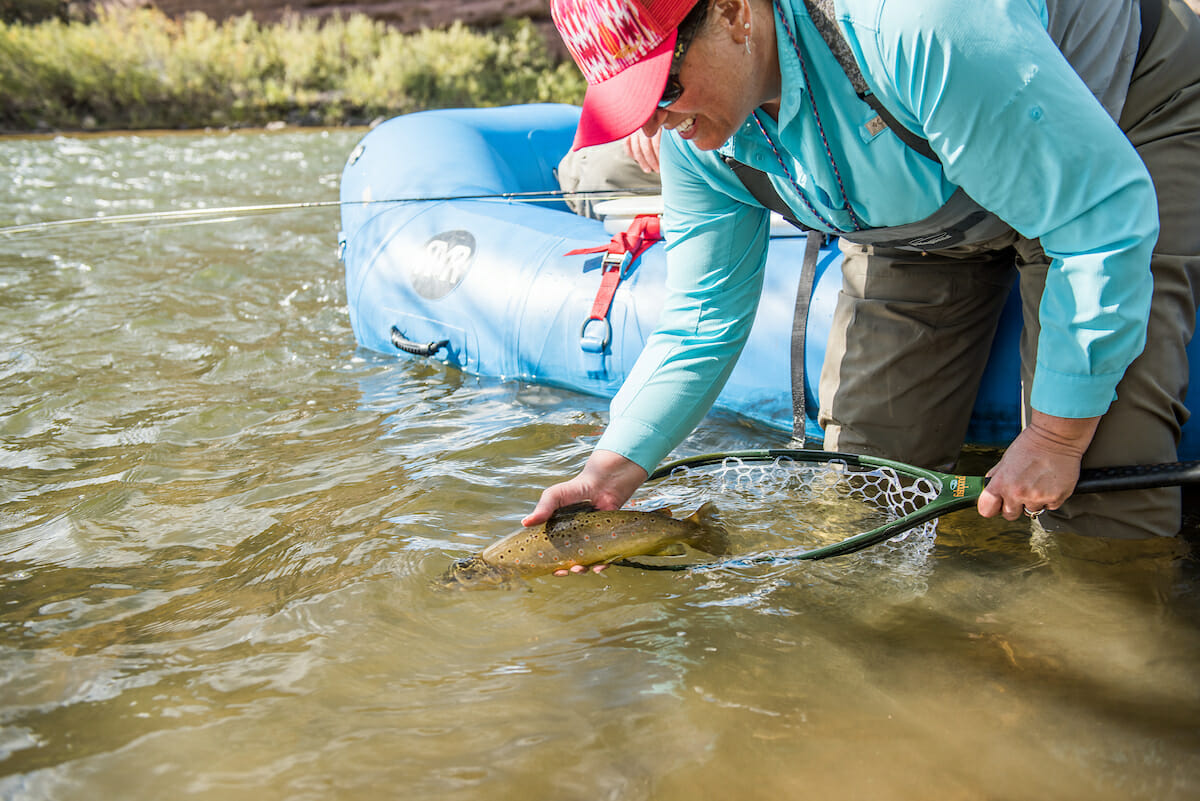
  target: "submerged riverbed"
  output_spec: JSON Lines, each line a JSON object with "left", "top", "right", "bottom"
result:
{"left": 1, "top": 128, "right": 1198, "bottom": 800}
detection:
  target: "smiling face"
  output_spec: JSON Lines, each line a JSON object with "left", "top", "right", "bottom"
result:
{"left": 643, "top": 0, "right": 781, "bottom": 150}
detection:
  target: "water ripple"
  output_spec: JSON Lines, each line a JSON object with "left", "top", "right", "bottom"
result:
{"left": 0, "top": 128, "right": 1197, "bottom": 801}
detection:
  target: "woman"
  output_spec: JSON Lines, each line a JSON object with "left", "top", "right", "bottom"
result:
{"left": 528, "top": 0, "right": 1200, "bottom": 553}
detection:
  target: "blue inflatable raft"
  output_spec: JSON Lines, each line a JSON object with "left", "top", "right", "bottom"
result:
{"left": 338, "top": 104, "right": 1200, "bottom": 457}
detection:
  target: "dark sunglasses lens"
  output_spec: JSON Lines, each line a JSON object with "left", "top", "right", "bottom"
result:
{"left": 658, "top": 75, "right": 683, "bottom": 108}
{"left": 659, "top": 4, "right": 705, "bottom": 110}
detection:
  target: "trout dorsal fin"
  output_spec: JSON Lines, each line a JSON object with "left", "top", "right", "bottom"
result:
{"left": 546, "top": 501, "right": 597, "bottom": 532}
{"left": 685, "top": 501, "right": 732, "bottom": 556}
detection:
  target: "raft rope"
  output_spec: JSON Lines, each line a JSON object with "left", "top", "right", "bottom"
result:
{"left": 0, "top": 187, "right": 664, "bottom": 238}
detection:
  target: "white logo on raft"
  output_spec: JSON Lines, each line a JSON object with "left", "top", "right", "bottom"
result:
{"left": 405, "top": 230, "right": 476, "bottom": 300}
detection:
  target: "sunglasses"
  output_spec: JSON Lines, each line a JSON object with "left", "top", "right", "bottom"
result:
{"left": 658, "top": 1, "right": 708, "bottom": 108}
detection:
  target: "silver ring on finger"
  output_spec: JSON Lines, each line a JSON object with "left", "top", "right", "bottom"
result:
{"left": 1023, "top": 506, "right": 1044, "bottom": 519}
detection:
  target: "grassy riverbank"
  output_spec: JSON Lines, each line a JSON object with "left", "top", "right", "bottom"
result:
{"left": 0, "top": 7, "right": 586, "bottom": 133}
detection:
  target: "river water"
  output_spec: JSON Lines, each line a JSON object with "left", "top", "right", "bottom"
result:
{"left": 1, "top": 128, "right": 1198, "bottom": 801}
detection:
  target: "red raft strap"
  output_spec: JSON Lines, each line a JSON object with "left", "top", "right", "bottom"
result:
{"left": 565, "top": 214, "right": 662, "bottom": 356}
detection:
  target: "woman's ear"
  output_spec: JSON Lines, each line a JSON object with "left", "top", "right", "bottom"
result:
{"left": 710, "top": 0, "right": 754, "bottom": 38}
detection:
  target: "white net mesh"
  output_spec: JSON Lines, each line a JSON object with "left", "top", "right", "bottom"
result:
{"left": 639, "top": 455, "right": 942, "bottom": 562}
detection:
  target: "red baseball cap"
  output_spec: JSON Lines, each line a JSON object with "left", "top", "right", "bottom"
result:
{"left": 551, "top": 0, "right": 700, "bottom": 150}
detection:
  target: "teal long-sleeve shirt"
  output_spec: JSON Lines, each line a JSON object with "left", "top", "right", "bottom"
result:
{"left": 597, "top": 0, "right": 1158, "bottom": 474}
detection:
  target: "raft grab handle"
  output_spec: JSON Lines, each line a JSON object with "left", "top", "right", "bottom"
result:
{"left": 390, "top": 326, "right": 449, "bottom": 357}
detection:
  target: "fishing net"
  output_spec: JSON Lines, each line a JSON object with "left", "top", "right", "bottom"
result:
{"left": 637, "top": 451, "right": 946, "bottom": 567}
{"left": 633, "top": 449, "right": 1200, "bottom": 569}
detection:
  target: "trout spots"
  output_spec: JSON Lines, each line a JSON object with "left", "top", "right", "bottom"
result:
{"left": 466, "top": 502, "right": 729, "bottom": 584}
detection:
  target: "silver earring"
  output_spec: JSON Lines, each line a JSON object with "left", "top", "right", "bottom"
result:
{"left": 744, "top": 22, "right": 752, "bottom": 55}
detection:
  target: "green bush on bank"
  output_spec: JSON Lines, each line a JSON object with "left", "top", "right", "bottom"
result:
{"left": 0, "top": 7, "right": 587, "bottom": 131}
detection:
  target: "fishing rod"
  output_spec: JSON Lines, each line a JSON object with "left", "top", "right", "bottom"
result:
{"left": 0, "top": 187, "right": 663, "bottom": 237}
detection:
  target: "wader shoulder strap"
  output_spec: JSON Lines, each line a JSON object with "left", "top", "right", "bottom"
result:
{"left": 790, "top": 230, "right": 823, "bottom": 446}
{"left": 801, "top": 0, "right": 939, "bottom": 163}
{"left": 856, "top": 95, "right": 939, "bottom": 163}
{"left": 721, "top": 155, "right": 809, "bottom": 231}
{"left": 803, "top": 0, "right": 1164, "bottom": 160}
{"left": 716, "top": 152, "right": 823, "bottom": 444}
{"left": 722, "top": 2, "right": 946, "bottom": 228}
{"left": 1137, "top": 0, "right": 1162, "bottom": 64}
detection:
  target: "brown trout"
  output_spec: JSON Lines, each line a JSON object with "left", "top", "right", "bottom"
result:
{"left": 439, "top": 501, "right": 729, "bottom": 588}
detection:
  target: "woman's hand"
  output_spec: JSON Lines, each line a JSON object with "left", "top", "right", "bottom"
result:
{"left": 978, "top": 411, "right": 1100, "bottom": 521}
{"left": 523, "top": 449, "right": 649, "bottom": 576}
{"left": 523, "top": 449, "right": 649, "bottom": 528}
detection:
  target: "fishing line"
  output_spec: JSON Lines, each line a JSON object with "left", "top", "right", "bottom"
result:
{"left": 0, "top": 188, "right": 663, "bottom": 238}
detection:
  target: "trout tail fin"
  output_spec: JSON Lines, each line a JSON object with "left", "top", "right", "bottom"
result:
{"left": 686, "top": 501, "right": 731, "bottom": 556}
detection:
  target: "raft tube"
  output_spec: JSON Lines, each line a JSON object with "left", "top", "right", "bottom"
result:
{"left": 338, "top": 104, "right": 1200, "bottom": 458}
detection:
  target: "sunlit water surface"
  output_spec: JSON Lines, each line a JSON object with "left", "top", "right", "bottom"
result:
{"left": 1, "top": 129, "right": 1198, "bottom": 801}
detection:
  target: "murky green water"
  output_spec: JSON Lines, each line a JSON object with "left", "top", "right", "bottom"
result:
{"left": 2, "top": 128, "right": 1198, "bottom": 801}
